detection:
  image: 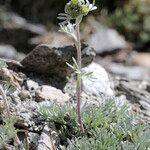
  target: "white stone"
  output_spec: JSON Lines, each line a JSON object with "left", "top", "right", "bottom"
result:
{"left": 87, "top": 28, "right": 127, "bottom": 53}
{"left": 35, "top": 85, "right": 70, "bottom": 103}
{"left": 0, "top": 45, "right": 16, "bottom": 59}
{"left": 37, "top": 125, "right": 55, "bottom": 150}
{"left": 82, "top": 62, "right": 114, "bottom": 97}
{"left": 26, "top": 80, "right": 39, "bottom": 91}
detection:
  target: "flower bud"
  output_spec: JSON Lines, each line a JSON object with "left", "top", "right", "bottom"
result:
{"left": 65, "top": 0, "right": 89, "bottom": 19}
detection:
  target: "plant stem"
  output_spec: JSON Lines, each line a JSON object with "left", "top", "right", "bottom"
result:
{"left": 75, "top": 16, "right": 84, "bottom": 132}
{"left": 0, "top": 85, "right": 10, "bottom": 117}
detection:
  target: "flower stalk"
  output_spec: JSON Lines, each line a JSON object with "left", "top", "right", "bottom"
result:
{"left": 74, "top": 16, "right": 84, "bottom": 132}
{"left": 58, "top": 0, "right": 97, "bottom": 132}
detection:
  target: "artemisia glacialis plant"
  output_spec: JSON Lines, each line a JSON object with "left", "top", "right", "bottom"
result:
{"left": 58, "top": 0, "right": 97, "bottom": 132}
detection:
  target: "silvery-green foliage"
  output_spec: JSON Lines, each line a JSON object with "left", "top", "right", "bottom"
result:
{"left": 66, "top": 57, "right": 93, "bottom": 77}
{"left": 37, "top": 102, "right": 79, "bottom": 144}
{"left": 38, "top": 100, "right": 150, "bottom": 149}
{"left": 82, "top": 100, "right": 130, "bottom": 130}
{"left": 1, "top": 82, "right": 16, "bottom": 95}
{"left": 66, "top": 57, "right": 81, "bottom": 74}
{"left": 66, "top": 126, "right": 150, "bottom": 150}
{"left": 0, "top": 60, "right": 8, "bottom": 69}
{"left": 0, "top": 116, "right": 17, "bottom": 147}
{"left": 65, "top": 128, "right": 120, "bottom": 150}
{"left": 37, "top": 101, "right": 77, "bottom": 124}
{"left": 119, "top": 128, "right": 150, "bottom": 150}
{"left": 66, "top": 116, "right": 150, "bottom": 150}
{"left": 59, "top": 22, "right": 77, "bottom": 41}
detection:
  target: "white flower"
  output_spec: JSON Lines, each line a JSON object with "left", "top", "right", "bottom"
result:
{"left": 85, "top": 0, "right": 97, "bottom": 11}
{"left": 89, "top": 4, "right": 97, "bottom": 11}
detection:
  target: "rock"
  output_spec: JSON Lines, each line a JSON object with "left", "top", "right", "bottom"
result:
{"left": 10, "top": 90, "right": 21, "bottom": 105}
{"left": 29, "top": 132, "right": 40, "bottom": 150}
{"left": 87, "top": 27, "right": 127, "bottom": 54}
{"left": 132, "top": 52, "right": 150, "bottom": 67}
{"left": 13, "top": 100, "right": 38, "bottom": 128}
{"left": 147, "top": 84, "right": 150, "bottom": 92}
{"left": 82, "top": 62, "right": 114, "bottom": 97}
{"left": 37, "top": 125, "right": 57, "bottom": 150}
{"left": 0, "top": 44, "right": 25, "bottom": 61}
{"left": 0, "top": 45, "right": 16, "bottom": 59}
{"left": 25, "top": 80, "right": 39, "bottom": 91}
{"left": 0, "top": 9, "right": 47, "bottom": 53}
{"left": 115, "top": 79, "right": 150, "bottom": 100}
{"left": 18, "top": 90, "right": 31, "bottom": 101}
{"left": 114, "top": 77, "right": 150, "bottom": 123}
{"left": 35, "top": 85, "right": 70, "bottom": 103}
{"left": 0, "top": 10, "right": 47, "bottom": 34}
{"left": 21, "top": 43, "right": 95, "bottom": 79}
{"left": 139, "top": 100, "right": 150, "bottom": 110}
{"left": 108, "top": 63, "right": 149, "bottom": 80}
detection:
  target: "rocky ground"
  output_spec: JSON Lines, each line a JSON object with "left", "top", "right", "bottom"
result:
{"left": 0, "top": 6, "right": 150, "bottom": 150}
{"left": 0, "top": 41, "right": 150, "bottom": 149}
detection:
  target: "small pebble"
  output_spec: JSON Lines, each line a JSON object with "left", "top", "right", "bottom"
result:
{"left": 35, "top": 85, "right": 70, "bottom": 103}
{"left": 18, "top": 90, "right": 31, "bottom": 101}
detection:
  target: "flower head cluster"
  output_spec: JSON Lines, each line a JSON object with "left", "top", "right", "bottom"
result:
{"left": 58, "top": 0, "right": 97, "bottom": 25}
